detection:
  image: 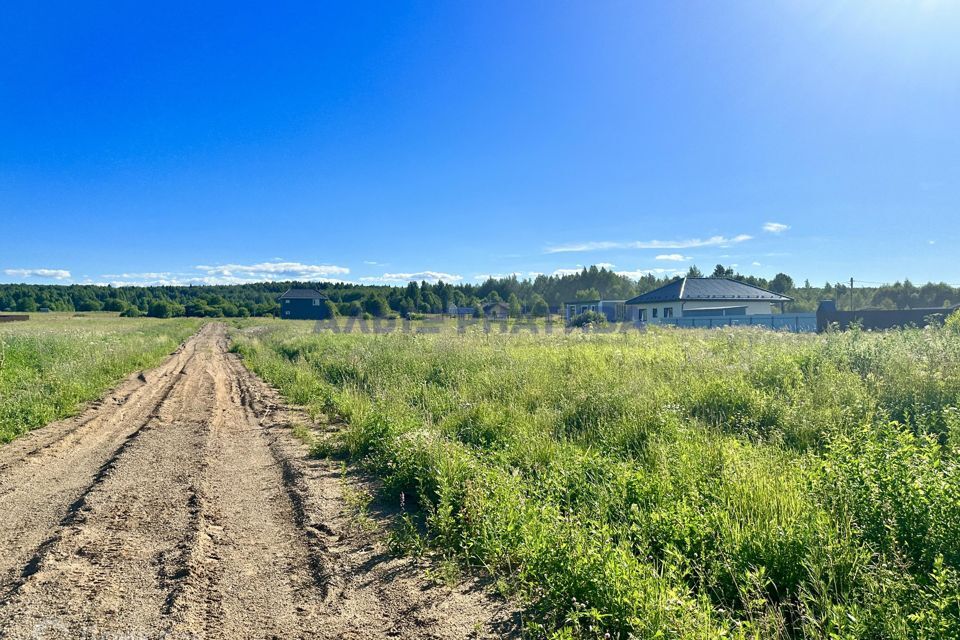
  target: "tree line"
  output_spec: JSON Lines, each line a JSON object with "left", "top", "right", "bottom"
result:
{"left": 1, "top": 265, "right": 957, "bottom": 318}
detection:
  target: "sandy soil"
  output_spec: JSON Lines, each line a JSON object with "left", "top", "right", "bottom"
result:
{"left": 0, "top": 323, "right": 517, "bottom": 639}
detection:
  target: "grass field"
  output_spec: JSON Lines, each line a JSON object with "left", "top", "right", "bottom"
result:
{"left": 234, "top": 319, "right": 960, "bottom": 639}
{"left": 0, "top": 314, "right": 202, "bottom": 443}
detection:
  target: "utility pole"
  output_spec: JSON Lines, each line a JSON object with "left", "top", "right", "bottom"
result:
{"left": 850, "top": 277, "right": 854, "bottom": 312}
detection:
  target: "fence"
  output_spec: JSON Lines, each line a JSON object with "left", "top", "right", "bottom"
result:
{"left": 816, "top": 301, "right": 958, "bottom": 332}
{"left": 646, "top": 313, "right": 817, "bottom": 333}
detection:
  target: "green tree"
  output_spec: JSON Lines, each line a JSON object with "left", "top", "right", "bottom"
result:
{"left": 575, "top": 288, "right": 601, "bottom": 300}
{"left": 769, "top": 273, "right": 794, "bottom": 294}
{"left": 102, "top": 298, "right": 126, "bottom": 312}
{"left": 363, "top": 296, "right": 389, "bottom": 317}
{"left": 530, "top": 293, "right": 549, "bottom": 317}
{"left": 147, "top": 300, "right": 175, "bottom": 318}
{"left": 712, "top": 264, "right": 734, "bottom": 278}
{"left": 508, "top": 293, "right": 522, "bottom": 318}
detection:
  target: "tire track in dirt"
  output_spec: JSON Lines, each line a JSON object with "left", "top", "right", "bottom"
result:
{"left": 0, "top": 327, "right": 217, "bottom": 637}
{"left": 0, "top": 323, "right": 517, "bottom": 639}
{"left": 0, "top": 332, "right": 201, "bottom": 593}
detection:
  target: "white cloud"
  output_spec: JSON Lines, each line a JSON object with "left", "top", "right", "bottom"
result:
{"left": 654, "top": 254, "right": 691, "bottom": 262}
{"left": 195, "top": 261, "right": 349, "bottom": 279}
{"left": 762, "top": 222, "right": 790, "bottom": 234}
{"left": 102, "top": 271, "right": 183, "bottom": 280}
{"left": 4, "top": 268, "right": 72, "bottom": 280}
{"left": 360, "top": 271, "right": 462, "bottom": 284}
{"left": 616, "top": 268, "right": 683, "bottom": 279}
{"left": 102, "top": 276, "right": 237, "bottom": 287}
{"left": 545, "top": 234, "right": 752, "bottom": 254}
{"left": 595, "top": 262, "right": 616, "bottom": 270}
{"left": 552, "top": 268, "right": 583, "bottom": 277}
{"left": 98, "top": 261, "right": 353, "bottom": 287}
{"left": 929, "top": 240, "right": 936, "bottom": 245}
{"left": 752, "top": 261, "right": 762, "bottom": 267}
{"left": 472, "top": 272, "right": 523, "bottom": 282}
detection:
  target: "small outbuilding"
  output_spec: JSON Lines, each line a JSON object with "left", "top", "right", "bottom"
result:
{"left": 482, "top": 301, "right": 511, "bottom": 319}
{"left": 626, "top": 278, "right": 792, "bottom": 323}
{"left": 278, "top": 288, "right": 332, "bottom": 320}
{"left": 564, "top": 300, "right": 627, "bottom": 322}
{"left": 448, "top": 304, "right": 476, "bottom": 318}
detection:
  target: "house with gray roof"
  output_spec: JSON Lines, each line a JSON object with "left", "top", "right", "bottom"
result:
{"left": 625, "top": 278, "right": 791, "bottom": 323}
{"left": 278, "top": 288, "right": 332, "bottom": 320}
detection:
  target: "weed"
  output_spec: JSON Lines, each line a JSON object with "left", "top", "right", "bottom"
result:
{"left": 233, "top": 321, "right": 960, "bottom": 637}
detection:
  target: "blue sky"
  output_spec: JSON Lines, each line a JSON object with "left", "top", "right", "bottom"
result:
{"left": 2, "top": 1, "right": 958, "bottom": 287}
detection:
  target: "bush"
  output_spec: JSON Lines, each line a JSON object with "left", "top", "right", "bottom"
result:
{"left": 947, "top": 309, "right": 960, "bottom": 333}
{"left": 567, "top": 310, "right": 608, "bottom": 328}
{"left": 102, "top": 298, "right": 127, "bottom": 312}
{"left": 147, "top": 300, "right": 185, "bottom": 318}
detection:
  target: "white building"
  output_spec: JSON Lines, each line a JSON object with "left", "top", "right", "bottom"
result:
{"left": 625, "top": 277, "right": 791, "bottom": 323}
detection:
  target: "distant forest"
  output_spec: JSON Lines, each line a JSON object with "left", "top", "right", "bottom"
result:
{"left": 2, "top": 265, "right": 958, "bottom": 318}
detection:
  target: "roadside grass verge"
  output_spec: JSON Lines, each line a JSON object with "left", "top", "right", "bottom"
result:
{"left": 0, "top": 315, "right": 201, "bottom": 443}
{"left": 233, "top": 321, "right": 960, "bottom": 638}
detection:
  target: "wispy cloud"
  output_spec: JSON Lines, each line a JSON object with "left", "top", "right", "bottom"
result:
{"left": 545, "top": 234, "right": 752, "bottom": 254}
{"left": 654, "top": 254, "right": 691, "bottom": 262}
{"left": 360, "top": 271, "right": 462, "bottom": 284}
{"left": 762, "top": 222, "right": 790, "bottom": 234}
{"left": 99, "top": 261, "right": 353, "bottom": 287}
{"left": 616, "top": 268, "right": 683, "bottom": 279}
{"left": 195, "top": 261, "right": 349, "bottom": 279}
{"left": 595, "top": 262, "right": 616, "bottom": 270}
{"left": 552, "top": 268, "right": 583, "bottom": 277}
{"left": 473, "top": 272, "right": 523, "bottom": 282}
{"left": 102, "top": 271, "right": 185, "bottom": 280}
{"left": 4, "top": 268, "right": 72, "bottom": 280}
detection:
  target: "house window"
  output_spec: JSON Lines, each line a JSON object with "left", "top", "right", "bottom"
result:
{"left": 664, "top": 307, "right": 673, "bottom": 318}
{"left": 652, "top": 308, "right": 658, "bottom": 318}
{"left": 312, "top": 299, "right": 320, "bottom": 306}
{"left": 638, "top": 309, "right": 646, "bottom": 322}
{"left": 285, "top": 299, "right": 290, "bottom": 304}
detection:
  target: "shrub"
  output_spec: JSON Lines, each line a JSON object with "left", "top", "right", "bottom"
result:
{"left": 946, "top": 309, "right": 960, "bottom": 333}
{"left": 567, "top": 310, "right": 608, "bottom": 328}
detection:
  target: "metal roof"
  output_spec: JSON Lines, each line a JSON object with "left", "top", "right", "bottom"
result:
{"left": 278, "top": 288, "right": 327, "bottom": 300}
{"left": 625, "top": 278, "right": 792, "bottom": 304}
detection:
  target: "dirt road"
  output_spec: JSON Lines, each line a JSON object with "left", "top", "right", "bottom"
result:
{"left": 0, "top": 323, "right": 515, "bottom": 639}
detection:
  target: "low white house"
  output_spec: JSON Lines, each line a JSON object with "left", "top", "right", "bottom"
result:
{"left": 626, "top": 278, "right": 791, "bottom": 323}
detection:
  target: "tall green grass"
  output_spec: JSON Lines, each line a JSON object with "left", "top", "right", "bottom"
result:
{"left": 0, "top": 315, "right": 201, "bottom": 443}
{"left": 234, "top": 322, "right": 960, "bottom": 638}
